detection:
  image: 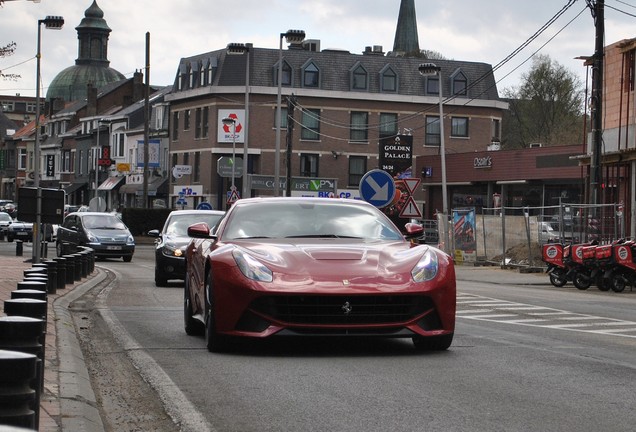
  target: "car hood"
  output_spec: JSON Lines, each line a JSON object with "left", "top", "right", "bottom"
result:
{"left": 88, "top": 228, "right": 131, "bottom": 241}
{"left": 230, "top": 239, "right": 433, "bottom": 291}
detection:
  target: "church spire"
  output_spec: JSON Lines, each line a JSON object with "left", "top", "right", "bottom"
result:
{"left": 392, "top": 0, "right": 420, "bottom": 56}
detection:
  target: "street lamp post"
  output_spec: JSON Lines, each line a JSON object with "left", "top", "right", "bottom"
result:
{"left": 418, "top": 63, "right": 449, "bottom": 253}
{"left": 33, "top": 15, "right": 64, "bottom": 264}
{"left": 222, "top": 117, "right": 237, "bottom": 192}
{"left": 274, "top": 29, "right": 305, "bottom": 196}
{"left": 226, "top": 43, "right": 250, "bottom": 199}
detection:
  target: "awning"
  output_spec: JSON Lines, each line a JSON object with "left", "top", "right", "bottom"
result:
{"left": 120, "top": 176, "right": 168, "bottom": 196}
{"left": 97, "top": 176, "right": 124, "bottom": 191}
{"left": 63, "top": 182, "right": 87, "bottom": 194}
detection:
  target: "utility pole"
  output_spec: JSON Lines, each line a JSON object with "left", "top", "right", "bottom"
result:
{"left": 285, "top": 94, "right": 297, "bottom": 197}
{"left": 588, "top": 0, "right": 604, "bottom": 207}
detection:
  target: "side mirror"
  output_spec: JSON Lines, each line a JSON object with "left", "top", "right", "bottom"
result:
{"left": 187, "top": 222, "right": 214, "bottom": 239}
{"left": 403, "top": 222, "right": 424, "bottom": 238}
{"left": 147, "top": 229, "right": 160, "bottom": 237}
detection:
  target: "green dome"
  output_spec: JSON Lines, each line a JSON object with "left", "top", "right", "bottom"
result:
{"left": 46, "top": 64, "right": 125, "bottom": 102}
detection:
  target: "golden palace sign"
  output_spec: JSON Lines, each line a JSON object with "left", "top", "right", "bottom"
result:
{"left": 116, "top": 163, "right": 131, "bottom": 172}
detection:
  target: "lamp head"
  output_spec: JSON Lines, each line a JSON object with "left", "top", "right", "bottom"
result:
{"left": 283, "top": 29, "right": 306, "bottom": 44}
{"left": 222, "top": 116, "right": 236, "bottom": 127}
{"left": 42, "top": 16, "right": 64, "bottom": 29}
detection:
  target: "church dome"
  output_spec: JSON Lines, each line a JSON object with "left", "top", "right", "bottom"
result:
{"left": 46, "top": 1, "right": 124, "bottom": 102}
{"left": 47, "top": 64, "right": 125, "bottom": 102}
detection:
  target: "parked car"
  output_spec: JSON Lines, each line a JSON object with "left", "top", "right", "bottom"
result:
{"left": 0, "top": 199, "right": 13, "bottom": 212}
{"left": 538, "top": 221, "right": 560, "bottom": 244}
{"left": 184, "top": 197, "right": 456, "bottom": 353}
{"left": 3, "top": 203, "right": 17, "bottom": 219}
{"left": 148, "top": 209, "right": 225, "bottom": 287}
{"left": 7, "top": 220, "right": 33, "bottom": 242}
{"left": 56, "top": 212, "right": 135, "bottom": 261}
{"left": 0, "top": 212, "right": 12, "bottom": 235}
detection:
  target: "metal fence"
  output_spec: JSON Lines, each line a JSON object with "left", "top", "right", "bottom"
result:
{"left": 473, "top": 203, "right": 623, "bottom": 267}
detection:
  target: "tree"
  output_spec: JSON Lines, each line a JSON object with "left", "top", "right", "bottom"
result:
{"left": 502, "top": 54, "right": 585, "bottom": 149}
{"left": 1, "top": 41, "right": 20, "bottom": 81}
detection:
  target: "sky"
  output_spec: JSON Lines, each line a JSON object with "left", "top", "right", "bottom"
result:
{"left": 1, "top": 0, "right": 636, "bottom": 99}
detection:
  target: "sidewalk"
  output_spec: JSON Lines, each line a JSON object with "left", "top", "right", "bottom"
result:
{"left": 0, "top": 242, "right": 104, "bottom": 432}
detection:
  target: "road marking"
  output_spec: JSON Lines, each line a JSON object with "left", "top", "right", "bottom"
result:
{"left": 457, "top": 293, "right": 636, "bottom": 339}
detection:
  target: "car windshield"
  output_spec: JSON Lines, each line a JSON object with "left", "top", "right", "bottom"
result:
{"left": 165, "top": 213, "right": 224, "bottom": 236}
{"left": 223, "top": 201, "right": 404, "bottom": 241}
{"left": 0, "top": 213, "right": 11, "bottom": 221}
{"left": 82, "top": 214, "right": 127, "bottom": 230}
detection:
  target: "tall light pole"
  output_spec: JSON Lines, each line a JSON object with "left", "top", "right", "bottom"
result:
{"left": 222, "top": 116, "right": 237, "bottom": 193}
{"left": 33, "top": 15, "right": 64, "bottom": 264}
{"left": 274, "top": 29, "right": 305, "bottom": 196}
{"left": 418, "top": 63, "right": 449, "bottom": 253}
{"left": 226, "top": 42, "right": 250, "bottom": 199}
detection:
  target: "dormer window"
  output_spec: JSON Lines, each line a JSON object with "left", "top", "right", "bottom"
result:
{"left": 380, "top": 65, "right": 398, "bottom": 92}
{"left": 452, "top": 70, "right": 467, "bottom": 96}
{"left": 426, "top": 76, "right": 439, "bottom": 95}
{"left": 302, "top": 61, "right": 320, "bottom": 88}
{"left": 351, "top": 63, "right": 368, "bottom": 91}
{"left": 275, "top": 60, "right": 292, "bottom": 86}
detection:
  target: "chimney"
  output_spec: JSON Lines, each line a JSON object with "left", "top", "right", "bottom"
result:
{"left": 133, "top": 71, "right": 144, "bottom": 104}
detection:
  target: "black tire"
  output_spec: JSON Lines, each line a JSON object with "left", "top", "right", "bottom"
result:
{"left": 610, "top": 274, "right": 626, "bottom": 293}
{"left": 597, "top": 274, "right": 611, "bottom": 291}
{"left": 123, "top": 255, "right": 133, "bottom": 263}
{"left": 549, "top": 269, "right": 568, "bottom": 287}
{"left": 154, "top": 268, "right": 168, "bottom": 287}
{"left": 205, "top": 274, "right": 230, "bottom": 353}
{"left": 412, "top": 333, "right": 453, "bottom": 351}
{"left": 573, "top": 272, "right": 591, "bottom": 290}
{"left": 184, "top": 278, "right": 204, "bottom": 336}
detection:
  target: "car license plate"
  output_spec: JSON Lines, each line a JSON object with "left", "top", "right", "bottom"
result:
{"left": 107, "top": 245, "right": 122, "bottom": 250}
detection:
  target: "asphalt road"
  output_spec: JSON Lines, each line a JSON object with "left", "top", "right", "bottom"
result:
{"left": 76, "top": 244, "right": 636, "bottom": 432}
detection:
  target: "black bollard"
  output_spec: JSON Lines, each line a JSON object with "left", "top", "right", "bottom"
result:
{"left": 62, "top": 255, "right": 75, "bottom": 285}
{"left": 23, "top": 267, "right": 46, "bottom": 279}
{"left": 11, "top": 289, "right": 47, "bottom": 301}
{"left": 15, "top": 239, "right": 23, "bottom": 256}
{"left": 4, "top": 298, "right": 48, "bottom": 321}
{"left": 71, "top": 254, "right": 82, "bottom": 281}
{"left": 0, "top": 350, "right": 38, "bottom": 429}
{"left": 0, "top": 316, "right": 46, "bottom": 428}
{"left": 16, "top": 280, "right": 47, "bottom": 293}
{"left": 52, "top": 257, "right": 67, "bottom": 289}
{"left": 42, "top": 260, "right": 58, "bottom": 294}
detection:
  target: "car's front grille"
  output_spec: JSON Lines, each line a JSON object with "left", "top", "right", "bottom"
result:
{"left": 250, "top": 295, "right": 436, "bottom": 326}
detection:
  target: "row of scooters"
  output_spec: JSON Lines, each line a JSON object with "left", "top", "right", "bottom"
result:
{"left": 541, "top": 238, "right": 636, "bottom": 292}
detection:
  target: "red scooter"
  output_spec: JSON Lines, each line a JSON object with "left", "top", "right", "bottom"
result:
{"left": 607, "top": 240, "right": 636, "bottom": 293}
{"left": 542, "top": 242, "right": 569, "bottom": 287}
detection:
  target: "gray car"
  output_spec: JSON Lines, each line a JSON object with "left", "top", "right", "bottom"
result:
{"left": 56, "top": 212, "right": 135, "bottom": 261}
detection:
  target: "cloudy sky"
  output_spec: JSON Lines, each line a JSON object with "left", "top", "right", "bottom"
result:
{"left": 1, "top": 0, "right": 635, "bottom": 98}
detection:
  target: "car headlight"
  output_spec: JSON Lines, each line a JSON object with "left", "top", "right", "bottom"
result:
{"left": 86, "top": 231, "right": 98, "bottom": 243}
{"left": 232, "top": 249, "right": 273, "bottom": 282}
{"left": 127, "top": 235, "right": 135, "bottom": 245}
{"left": 163, "top": 243, "right": 183, "bottom": 256}
{"left": 411, "top": 248, "right": 439, "bottom": 282}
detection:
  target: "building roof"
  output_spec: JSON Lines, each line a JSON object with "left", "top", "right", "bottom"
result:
{"left": 170, "top": 46, "right": 501, "bottom": 102}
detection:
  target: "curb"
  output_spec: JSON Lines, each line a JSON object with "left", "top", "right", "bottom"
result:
{"left": 53, "top": 269, "right": 107, "bottom": 432}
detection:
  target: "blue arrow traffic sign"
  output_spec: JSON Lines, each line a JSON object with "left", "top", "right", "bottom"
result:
{"left": 196, "top": 202, "right": 213, "bottom": 210}
{"left": 359, "top": 169, "right": 396, "bottom": 208}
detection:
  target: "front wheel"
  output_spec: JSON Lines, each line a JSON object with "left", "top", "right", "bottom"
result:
{"left": 549, "top": 268, "right": 568, "bottom": 287}
{"left": 205, "top": 275, "right": 230, "bottom": 353}
{"left": 184, "top": 278, "right": 204, "bottom": 336}
{"left": 610, "top": 273, "right": 626, "bottom": 293}
{"left": 412, "top": 333, "right": 453, "bottom": 351}
{"left": 123, "top": 255, "right": 133, "bottom": 263}
{"left": 573, "top": 271, "right": 591, "bottom": 290}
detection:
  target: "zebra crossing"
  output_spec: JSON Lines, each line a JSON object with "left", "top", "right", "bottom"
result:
{"left": 457, "top": 293, "right": 636, "bottom": 338}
